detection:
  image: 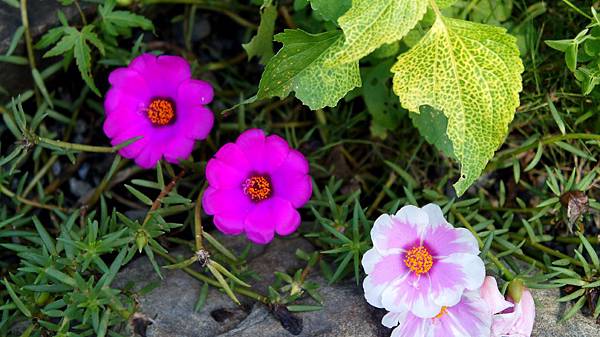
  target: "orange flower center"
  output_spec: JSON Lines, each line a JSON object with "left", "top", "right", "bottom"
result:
{"left": 147, "top": 98, "right": 175, "bottom": 126}
{"left": 434, "top": 306, "right": 448, "bottom": 319}
{"left": 243, "top": 175, "right": 272, "bottom": 202}
{"left": 404, "top": 246, "right": 433, "bottom": 275}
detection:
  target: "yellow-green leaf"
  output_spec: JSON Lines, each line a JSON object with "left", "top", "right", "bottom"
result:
{"left": 332, "top": 0, "right": 427, "bottom": 63}
{"left": 392, "top": 15, "right": 523, "bottom": 195}
{"left": 257, "top": 29, "right": 361, "bottom": 110}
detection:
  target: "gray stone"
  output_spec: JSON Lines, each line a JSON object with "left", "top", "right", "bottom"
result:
{"left": 531, "top": 288, "right": 599, "bottom": 337}
{"left": 114, "top": 235, "right": 381, "bottom": 337}
{"left": 115, "top": 235, "right": 599, "bottom": 337}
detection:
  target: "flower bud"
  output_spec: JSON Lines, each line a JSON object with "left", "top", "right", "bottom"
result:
{"left": 507, "top": 278, "right": 525, "bottom": 303}
{"left": 135, "top": 231, "right": 148, "bottom": 252}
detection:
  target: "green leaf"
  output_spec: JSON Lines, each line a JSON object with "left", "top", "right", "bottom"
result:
{"left": 194, "top": 282, "right": 209, "bottom": 312}
{"left": 392, "top": 16, "right": 523, "bottom": 195}
{"left": 243, "top": 0, "right": 277, "bottom": 65}
{"left": 436, "top": 0, "right": 456, "bottom": 8}
{"left": 332, "top": 0, "right": 427, "bottom": 63}
{"left": 257, "top": 29, "right": 361, "bottom": 110}
{"left": 2, "top": 278, "right": 32, "bottom": 317}
{"left": 361, "top": 60, "right": 403, "bottom": 139}
{"left": 33, "top": 217, "right": 57, "bottom": 255}
{"left": 100, "top": 0, "right": 154, "bottom": 36}
{"left": 410, "top": 105, "right": 455, "bottom": 158}
{"left": 43, "top": 27, "right": 78, "bottom": 57}
{"left": 31, "top": 69, "right": 54, "bottom": 108}
{"left": 74, "top": 26, "right": 101, "bottom": 96}
{"left": 42, "top": 25, "right": 103, "bottom": 96}
{"left": 308, "top": 0, "right": 351, "bottom": 23}
{"left": 45, "top": 267, "right": 77, "bottom": 288}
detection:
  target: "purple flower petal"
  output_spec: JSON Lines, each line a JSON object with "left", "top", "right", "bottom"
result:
{"left": 177, "top": 79, "right": 214, "bottom": 106}
{"left": 244, "top": 197, "right": 298, "bottom": 244}
{"left": 370, "top": 214, "right": 419, "bottom": 255}
{"left": 163, "top": 138, "right": 195, "bottom": 164}
{"left": 203, "top": 129, "right": 311, "bottom": 244}
{"left": 235, "top": 129, "right": 266, "bottom": 169}
{"left": 107, "top": 68, "right": 150, "bottom": 97}
{"left": 213, "top": 143, "right": 251, "bottom": 174}
{"left": 428, "top": 253, "right": 486, "bottom": 308}
{"left": 103, "top": 54, "right": 213, "bottom": 169}
{"left": 206, "top": 158, "right": 247, "bottom": 189}
{"left": 214, "top": 213, "right": 246, "bottom": 235}
{"left": 434, "top": 291, "right": 491, "bottom": 337}
{"left": 202, "top": 186, "right": 252, "bottom": 216}
{"left": 362, "top": 248, "right": 408, "bottom": 308}
{"left": 389, "top": 291, "right": 492, "bottom": 337}
{"left": 263, "top": 135, "right": 291, "bottom": 171}
{"left": 233, "top": 129, "right": 291, "bottom": 173}
{"left": 381, "top": 272, "right": 442, "bottom": 318}
{"left": 425, "top": 226, "right": 480, "bottom": 258}
{"left": 176, "top": 106, "right": 214, "bottom": 141}
{"left": 271, "top": 151, "right": 312, "bottom": 207}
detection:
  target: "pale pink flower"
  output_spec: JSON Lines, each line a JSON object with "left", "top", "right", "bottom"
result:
{"left": 480, "top": 276, "right": 536, "bottom": 337}
{"left": 383, "top": 290, "right": 492, "bottom": 337}
{"left": 362, "top": 204, "right": 485, "bottom": 318}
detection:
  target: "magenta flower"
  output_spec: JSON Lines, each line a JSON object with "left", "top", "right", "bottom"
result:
{"left": 103, "top": 53, "right": 214, "bottom": 168}
{"left": 362, "top": 204, "right": 485, "bottom": 318}
{"left": 480, "top": 276, "right": 535, "bottom": 337}
{"left": 202, "top": 129, "right": 312, "bottom": 244}
{"left": 382, "top": 290, "right": 492, "bottom": 337}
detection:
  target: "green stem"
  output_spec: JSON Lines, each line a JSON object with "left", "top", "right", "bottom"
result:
{"left": 22, "top": 156, "right": 58, "bottom": 197}
{"left": 555, "top": 236, "right": 599, "bottom": 245}
{"left": 490, "top": 242, "right": 549, "bottom": 272}
{"left": 19, "top": 0, "right": 41, "bottom": 105}
{"left": 508, "top": 233, "right": 583, "bottom": 267}
{"left": 34, "top": 135, "right": 137, "bottom": 153}
{"left": 314, "top": 109, "right": 328, "bottom": 144}
{"left": 561, "top": 0, "right": 592, "bottom": 19}
{"left": 490, "top": 133, "right": 600, "bottom": 169}
{"left": 194, "top": 187, "right": 206, "bottom": 250}
{"left": 453, "top": 210, "right": 516, "bottom": 280}
{"left": 154, "top": 249, "right": 270, "bottom": 304}
{"left": 367, "top": 172, "right": 396, "bottom": 217}
{"left": 0, "top": 184, "right": 67, "bottom": 212}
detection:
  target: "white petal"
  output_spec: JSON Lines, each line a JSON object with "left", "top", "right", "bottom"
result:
{"left": 381, "top": 311, "right": 406, "bottom": 328}
{"left": 371, "top": 213, "right": 418, "bottom": 255}
{"left": 361, "top": 248, "right": 383, "bottom": 274}
{"left": 393, "top": 205, "right": 430, "bottom": 237}
{"left": 363, "top": 275, "right": 387, "bottom": 308}
{"left": 422, "top": 203, "right": 451, "bottom": 229}
{"left": 444, "top": 253, "right": 486, "bottom": 291}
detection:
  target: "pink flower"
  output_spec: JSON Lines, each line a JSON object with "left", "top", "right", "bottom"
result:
{"left": 202, "top": 129, "right": 312, "bottom": 244}
{"left": 103, "top": 53, "right": 214, "bottom": 168}
{"left": 362, "top": 204, "right": 485, "bottom": 318}
{"left": 480, "top": 276, "right": 535, "bottom": 337}
{"left": 382, "top": 290, "right": 492, "bottom": 337}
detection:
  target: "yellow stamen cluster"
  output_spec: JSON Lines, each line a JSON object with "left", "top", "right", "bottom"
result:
{"left": 243, "top": 176, "right": 272, "bottom": 201}
{"left": 147, "top": 98, "right": 175, "bottom": 126}
{"left": 434, "top": 306, "right": 448, "bottom": 319}
{"left": 403, "top": 246, "right": 433, "bottom": 275}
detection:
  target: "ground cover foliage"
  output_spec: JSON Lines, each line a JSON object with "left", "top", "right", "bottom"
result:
{"left": 0, "top": 0, "right": 599, "bottom": 336}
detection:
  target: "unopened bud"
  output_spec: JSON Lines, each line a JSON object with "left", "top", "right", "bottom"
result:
{"left": 507, "top": 278, "right": 525, "bottom": 303}
{"left": 135, "top": 232, "right": 148, "bottom": 252}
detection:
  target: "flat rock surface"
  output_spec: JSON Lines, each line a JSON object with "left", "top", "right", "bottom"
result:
{"left": 115, "top": 234, "right": 599, "bottom": 337}
{"left": 531, "top": 288, "right": 599, "bottom": 337}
